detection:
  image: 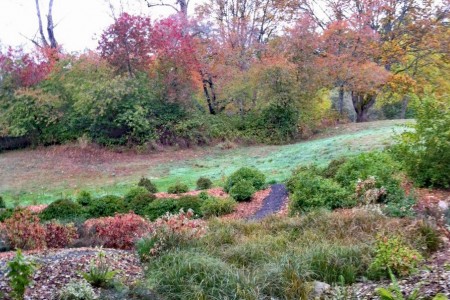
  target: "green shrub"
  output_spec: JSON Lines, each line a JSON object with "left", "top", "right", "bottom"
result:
{"left": 229, "top": 180, "right": 256, "bottom": 202}
{"left": 0, "top": 207, "right": 15, "bottom": 222}
{"left": 144, "top": 199, "right": 178, "bottom": 221}
{"left": 382, "top": 194, "right": 416, "bottom": 218}
{"left": 200, "top": 197, "right": 237, "bottom": 218}
{"left": 40, "top": 199, "right": 84, "bottom": 222}
{"left": 368, "top": 236, "right": 423, "bottom": 279}
{"left": 224, "top": 167, "right": 265, "bottom": 193}
{"left": 138, "top": 177, "right": 158, "bottom": 193}
{"left": 259, "top": 102, "right": 299, "bottom": 144}
{"left": 288, "top": 171, "right": 353, "bottom": 213}
{"left": 167, "top": 183, "right": 189, "bottom": 194}
{"left": 7, "top": 249, "right": 37, "bottom": 300}
{"left": 58, "top": 279, "right": 98, "bottom": 300}
{"left": 146, "top": 250, "right": 256, "bottom": 299}
{"left": 124, "top": 187, "right": 148, "bottom": 202}
{"left": 76, "top": 191, "right": 93, "bottom": 206}
{"left": 196, "top": 177, "right": 213, "bottom": 190}
{"left": 0, "top": 196, "right": 5, "bottom": 209}
{"left": 322, "top": 157, "right": 347, "bottom": 178}
{"left": 128, "top": 193, "right": 156, "bottom": 216}
{"left": 392, "top": 99, "right": 450, "bottom": 188}
{"left": 144, "top": 196, "right": 202, "bottom": 221}
{"left": 176, "top": 196, "right": 203, "bottom": 216}
{"left": 86, "top": 196, "right": 127, "bottom": 218}
{"left": 417, "top": 223, "right": 441, "bottom": 254}
{"left": 334, "top": 152, "right": 404, "bottom": 203}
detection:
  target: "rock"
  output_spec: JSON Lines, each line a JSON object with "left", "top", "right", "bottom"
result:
{"left": 312, "top": 281, "right": 331, "bottom": 297}
{"left": 438, "top": 201, "right": 448, "bottom": 211}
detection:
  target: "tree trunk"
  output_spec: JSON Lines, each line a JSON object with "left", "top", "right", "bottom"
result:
{"left": 337, "top": 85, "right": 344, "bottom": 118}
{"left": 352, "top": 92, "right": 376, "bottom": 123}
{"left": 400, "top": 96, "right": 409, "bottom": 119}
{"left": 47, "top": 0, "right": 58, "bottom": 48}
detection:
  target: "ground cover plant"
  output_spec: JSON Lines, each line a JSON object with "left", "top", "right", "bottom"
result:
{"left": 137, "top": 209, "right": 440, "bottom": 299}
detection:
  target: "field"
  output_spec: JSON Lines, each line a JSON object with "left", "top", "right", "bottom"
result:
{"left": 0, "top": 119, "right": 410, "bottom": 206}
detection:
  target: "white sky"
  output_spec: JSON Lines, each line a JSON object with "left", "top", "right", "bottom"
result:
{"left": 0, "top": 0, "right": 203, "bottom": 53}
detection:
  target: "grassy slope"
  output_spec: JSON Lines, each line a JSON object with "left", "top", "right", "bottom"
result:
{"left": 0, "top": 119, "right": 412, "bottom": 206}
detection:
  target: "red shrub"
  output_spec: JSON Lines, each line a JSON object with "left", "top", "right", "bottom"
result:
{"left": 3, "top": 209, "right": 46, "bottom": 250}
{"left": 45, "top": 222, "right": 79, "bottom": 248}
{"left": 84, "top": 213, "right": 152, "bottom": 249}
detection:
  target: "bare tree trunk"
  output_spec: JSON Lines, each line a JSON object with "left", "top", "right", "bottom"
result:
{"left": 34, "top": 0, "right": 58, "bottom": 48}
{"left": 47, "top": 0, "right": 58, "bottom": 48}
{"left": 35, "top": 0, "right": 49, "bottom": 47}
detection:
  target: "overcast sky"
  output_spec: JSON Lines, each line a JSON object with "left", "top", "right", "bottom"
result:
{"left": 0, "top": 0, "right": 202, "bottom": 52}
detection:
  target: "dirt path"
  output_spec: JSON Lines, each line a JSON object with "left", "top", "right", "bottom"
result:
{"left": 249, "top": 184, "right": 288, "bottom": 220}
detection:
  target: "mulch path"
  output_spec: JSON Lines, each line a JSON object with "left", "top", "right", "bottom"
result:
{"left": 221, "top": 188, "right": 271, "bottom": 220}
{"left": 249, "top": 184, "right": 289, "bottom": 220}
{"left": 0, "top": 248, "right": 143, "bottom": 300}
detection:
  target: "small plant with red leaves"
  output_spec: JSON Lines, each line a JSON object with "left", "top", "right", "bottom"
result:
{"left": 84, "top": 213, "right": 152, "bottom": 249}
{"left": 137, "top": 209, "right": 207, "bottom": 261}
{"left": 45, "top": 222, "right": 79, "bottom": 249}
{"left": 2, "top": 209, "right": 46, "bottom": 250}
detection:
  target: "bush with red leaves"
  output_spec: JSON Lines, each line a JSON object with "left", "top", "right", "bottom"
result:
{"left": 84, "top": 213, "right": 152, "bottom": 249}
{"left": 45, "top": 222, "right": 79, "bottom": 248}
{"left": 2, "top": 209, "right": 46, "bottom": 250}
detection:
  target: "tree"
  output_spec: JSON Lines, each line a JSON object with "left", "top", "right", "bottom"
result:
{"left": 34, "top": 0, "right": 58, "bottom": 49}
{"left": 98, "top": 13, "right": 153, "bottom": 76}
{"left": 145, "top": 0, "right": 189, "bottom": 16}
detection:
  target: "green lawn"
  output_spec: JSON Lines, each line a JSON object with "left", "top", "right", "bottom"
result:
{"left": 0, "top": 119, "right": 412, "bottom": 206}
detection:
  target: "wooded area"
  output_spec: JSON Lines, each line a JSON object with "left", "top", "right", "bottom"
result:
{"left": 0, "top": 0, "right": 449, "bottom": 147}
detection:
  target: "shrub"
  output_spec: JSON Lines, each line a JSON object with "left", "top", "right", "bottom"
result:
{"left": 40, "top": 199, "right": 84, "bottom": 222}
{"left": 229, "top": 180, "right": 255, "bottom": 202}
{"left": 76, "top": 191, "right": 93, "bottom": 206}
{"left": 128, "top": 193, "right": 156, "bottom": 215}
{"left": 58, "top": 279, "right": 98, "bottom": 300}
{"left": 334, "top": 152, "right": 404, "bottom": 203}
{"left": 0, "top": 207, "right": 15, "bottom": 222}
{"left": 144, "top": 196, "right": 202, "bottom": 221}
{"left": 224, "top": 167, "right": 265, "bottom": 193}
{"left": 137, "top": 209, "right": 206, "bottom": 261}
{"left": 392, "top": 99, "right": 450, "bottom": 188}
{"left": 144, "top": 199, "right": 178, "bottom": 221}
{"left": 196, "top": 177, "right": 213, "bottom": 190}
{"left": 124, "top": 187, "right": 148, "bottom": 202}
{"left": 86, "top": 195, "right": 127, "bottom": 218}
{"left": 288, "top": 171, "right": 353, "bottom": 213}
{"left": 0, "top": 196, "right": 5, "bottom": 209}
{"left": 200, "top": 197, "right": 237, "bottom": 218}
{"left": 45, "top": 222, "right": 79, "bottom": 248}
{"left": 322, "top": 157, "right": 347, "bottom": 178}
{"left": 167, "top": 183, "right": 189, "bottom": 194}
{"left": 7, "top": 249, "right": 37, "bottom": 300}
{"left": 146, "top": 250, "right": 255, "bottom": 299}
{"left": 416, "top": 223, "right": 441, "bottom": 254}
{"left": 84, "top": 213, "right": 151, "bottom": 249}
{"left": 82, "top": 251, "right": 117, "bottom": 288}
{"left": 138, "top": 177, "right": 158, "bottom": 193}
{"left": 3, "top": 209, "right": 46, "bottom": 250}
{"left": 368, "top": 236, "right": 423, "bottom": 279}
{"left": 382, "top": 194, "right": 416, "bottom": 218}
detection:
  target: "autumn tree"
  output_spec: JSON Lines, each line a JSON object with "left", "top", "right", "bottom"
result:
{"left": 98, "top": 13, "right": 153, "bottom": 76}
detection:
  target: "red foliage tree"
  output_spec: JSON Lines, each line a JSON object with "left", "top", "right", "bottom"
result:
{"left": 98, "top": 13, "right": 153, "bottom": 76}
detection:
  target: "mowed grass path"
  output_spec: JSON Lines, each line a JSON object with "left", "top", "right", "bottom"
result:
{"left": 0, "top": 120, "right": 412, "bottom": 206}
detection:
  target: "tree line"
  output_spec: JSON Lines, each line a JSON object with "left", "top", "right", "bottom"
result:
{"left": 0, "top": 0, "right": 448, "bottom": 147}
